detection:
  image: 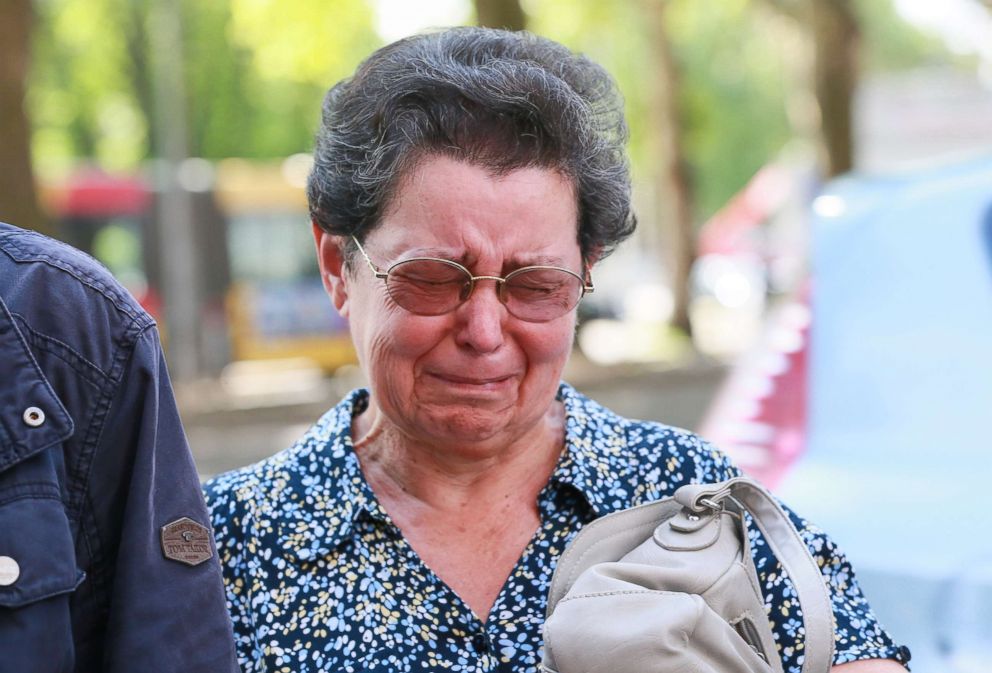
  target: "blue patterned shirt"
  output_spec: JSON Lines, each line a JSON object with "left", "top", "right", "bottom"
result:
{"left": 204, "top": 383, "right": 910, "bottom": 672}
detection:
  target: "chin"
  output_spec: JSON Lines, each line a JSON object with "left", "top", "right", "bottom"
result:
{"left": 418, "top": 406, "right": 521, "bottom": 446}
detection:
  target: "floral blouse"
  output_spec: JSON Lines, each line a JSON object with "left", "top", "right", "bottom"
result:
{"left": 204, "top": 383, "right": 910, "bottom": 673}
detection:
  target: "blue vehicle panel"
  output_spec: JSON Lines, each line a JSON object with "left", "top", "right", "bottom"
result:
{"left": 777, "top": 154, "right": 992, "bottom": 671}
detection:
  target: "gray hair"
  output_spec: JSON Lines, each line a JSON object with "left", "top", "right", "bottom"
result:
{"left": 307, "top": 27, "right": 636, "bottom": 261}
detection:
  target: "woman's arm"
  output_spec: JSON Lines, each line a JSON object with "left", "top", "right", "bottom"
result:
{"left": 832, "top": 659, "right": 907, "bottom": 672}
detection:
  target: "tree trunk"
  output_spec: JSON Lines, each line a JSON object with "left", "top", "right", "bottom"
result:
{"left": 762, "top": 0, "right": 860, "bottom": 177}
{"left": 644, "top": 0, "right": 694, "bottom": 336}
{"left": 149, "top": 0, "right": 202, "bottom": 382}
{"left": 0, "top": 0, "right": 51, "bottom": 235}
{"left": 810, "top": 0, "right": 859, "bottom": 176}
{"left": 473, "top": 0, "right": 526, "bottom": 31}
{"left": 124, "top": 0, "right": 157, "bottom": 158}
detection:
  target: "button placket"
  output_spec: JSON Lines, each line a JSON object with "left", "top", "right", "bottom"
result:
{"left": 470, "top": 631, "right": 490, "bottom": 654}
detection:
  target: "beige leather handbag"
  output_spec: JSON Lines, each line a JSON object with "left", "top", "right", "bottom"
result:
{"left": 542, "top": 477, "right": 835, "bottom": 673}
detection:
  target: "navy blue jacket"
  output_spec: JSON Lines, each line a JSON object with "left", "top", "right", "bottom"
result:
{"left": 0, "top": 223, "right": 239, "bottom": 672}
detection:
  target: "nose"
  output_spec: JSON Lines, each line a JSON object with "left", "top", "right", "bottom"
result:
{"left": 453, "top": 278, "right": 506, "bottom": 353}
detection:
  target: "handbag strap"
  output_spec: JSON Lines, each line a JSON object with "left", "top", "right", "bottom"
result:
{"left": 674, "top": 477, "right": 836, "bottom": 673}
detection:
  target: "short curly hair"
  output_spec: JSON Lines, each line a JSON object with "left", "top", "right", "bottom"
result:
{"left": 307, "top": 27, "right": 635, "bottom": 262}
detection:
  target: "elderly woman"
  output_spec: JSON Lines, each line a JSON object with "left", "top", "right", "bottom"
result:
{"left": 205, "top": 28, "right": 909, "bottom": 673}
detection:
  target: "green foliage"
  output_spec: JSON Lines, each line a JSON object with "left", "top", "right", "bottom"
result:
{"left": 855, "top": 0, "right": 955, "bottom": 72}
{"left": 528, "top": 0, "right": 793, "bottom": 219}
{"left": 206, "top": 0, "right": 380, "bottom": 158}
{"left": 30, "top": 0, "right": 148, "bottom": 171}
{"left": 528, "top": 0, "right": 958, "bottom": 220}
{"left": 28, "top": 0, "right": 379, "bottom": 171}
{"left": 668, "top": 0, "right": 795, "bottom": 218}
{"left": 27, "top": 0, "right": 956, "bottom": 217}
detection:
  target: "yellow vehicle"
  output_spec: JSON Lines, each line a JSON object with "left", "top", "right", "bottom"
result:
{"left": 45, "top": 159, "right": 355, "bottom": 374}
{"left": 215, "top": 158, "right": 356, "bottom": 373}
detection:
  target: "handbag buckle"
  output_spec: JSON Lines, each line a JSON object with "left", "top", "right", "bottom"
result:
{"left": 698, "top": 497, "right": 724, "bottom": 512}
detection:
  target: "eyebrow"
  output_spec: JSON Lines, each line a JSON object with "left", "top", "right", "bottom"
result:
{"left": 397, "top": 248, "right": 571, "bottom": 269}
{"left": 398, "top": 247, "right": 462, "bottom": 260}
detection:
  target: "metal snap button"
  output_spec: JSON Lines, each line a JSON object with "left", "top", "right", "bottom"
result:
{"left": 22, "top": 406, "right": 45, "bottom": 427}
{"left": 0, "top": 556, "right": 20, "bottom": 586}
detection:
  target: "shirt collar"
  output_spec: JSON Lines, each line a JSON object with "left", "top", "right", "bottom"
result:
{"left": 275, "top": 383, "right": 636, "bottom": 562}
{"left": 552, "top": 382, "right": 637, "bottom": 517}
{"left": 274, "top": 388, "right": 392, "bottom": 562}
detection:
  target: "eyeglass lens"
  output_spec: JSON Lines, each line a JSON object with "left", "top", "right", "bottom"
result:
{"left": 384, "top": 259, "right": 583, "bottom": 322}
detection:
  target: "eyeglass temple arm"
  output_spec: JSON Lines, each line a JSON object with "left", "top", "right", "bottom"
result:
{"left": 351, "top": 236, "right": 388, "bottom": 280}
{"left": 583, "top": 265, "right": 595, "bottom": 294}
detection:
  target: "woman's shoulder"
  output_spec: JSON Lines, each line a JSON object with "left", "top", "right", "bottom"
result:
{"left": 203, "top": 389, "right": 368, "bottom": 518}
{"left": 558, "top": 381, "right": 742, "bottom": 497}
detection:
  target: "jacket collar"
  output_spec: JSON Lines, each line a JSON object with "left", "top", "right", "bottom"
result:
{"left": 0, "top": 295, "right": 74, "bottom": 473}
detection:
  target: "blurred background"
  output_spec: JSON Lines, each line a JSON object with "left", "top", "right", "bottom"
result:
{"left": 1, "top": 0, "right": 991, "bottom": 670}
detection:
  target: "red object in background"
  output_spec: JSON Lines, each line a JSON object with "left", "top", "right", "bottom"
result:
{"left": 47, "top": 169, "right": 160, "bottom": 320}
{"left": 696, "top": 164, "right": 792, "bottom": 257}
{"left": 134, "top": 286, "right": 164, "bottom": 325}
{"left": 52, "top": 169, "right": 151, "bottom": 218}
{"left": 697, "top": 285, "right": 811, "bottom": 488}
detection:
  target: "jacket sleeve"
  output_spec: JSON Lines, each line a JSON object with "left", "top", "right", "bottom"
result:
{"left": 91, "top": 326, "right": 240, "bottom": 672}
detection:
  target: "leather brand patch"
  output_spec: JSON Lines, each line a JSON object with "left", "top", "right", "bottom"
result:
{"left": 160, "top": 517, "right": 213, "bottom": 566}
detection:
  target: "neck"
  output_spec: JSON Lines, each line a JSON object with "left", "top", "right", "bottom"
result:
{"left": 351, "top": 399, "right": 565, "bottom": 514}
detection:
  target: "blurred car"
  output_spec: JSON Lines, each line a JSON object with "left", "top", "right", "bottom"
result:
{"left": 700, "top": 153, "right": 992, "bottom": 672}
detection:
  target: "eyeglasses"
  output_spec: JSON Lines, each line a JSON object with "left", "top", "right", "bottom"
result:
{"left": 351, "top": 236, "right": 594, "bottom": 323}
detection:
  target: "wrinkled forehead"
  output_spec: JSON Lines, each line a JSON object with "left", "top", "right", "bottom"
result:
{"left": 382, "top": 150, "right": 578, "bottom": 219}
{"left": 369, "top": 156, "right": 582, "bottom": 267}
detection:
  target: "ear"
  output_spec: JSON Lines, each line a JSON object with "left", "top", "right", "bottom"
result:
{"left": 312, "top": 223, "right": 350, "bottom": 317}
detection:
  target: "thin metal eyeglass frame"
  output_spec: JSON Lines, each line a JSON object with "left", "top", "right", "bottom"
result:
{"left": 350, "top": 235, "right": 594, "bottom": 321}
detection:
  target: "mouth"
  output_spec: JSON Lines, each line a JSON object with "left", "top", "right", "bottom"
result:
{"left": 425, "top": 372, "right": 517, "bottom": 388}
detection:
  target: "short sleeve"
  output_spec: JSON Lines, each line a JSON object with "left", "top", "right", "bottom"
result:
{"left": 749, "top": 503, "right": 912, "bottom": 672}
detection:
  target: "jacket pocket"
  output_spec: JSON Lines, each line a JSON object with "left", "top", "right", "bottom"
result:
{"left": 0, "top": 491, "right": 83, "bottom": 672}
{"left": 0, "top": 491, "right": 83, "bottom": 608}
{"left": 0, "top": 490, "right": 83, "bottom": 672}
